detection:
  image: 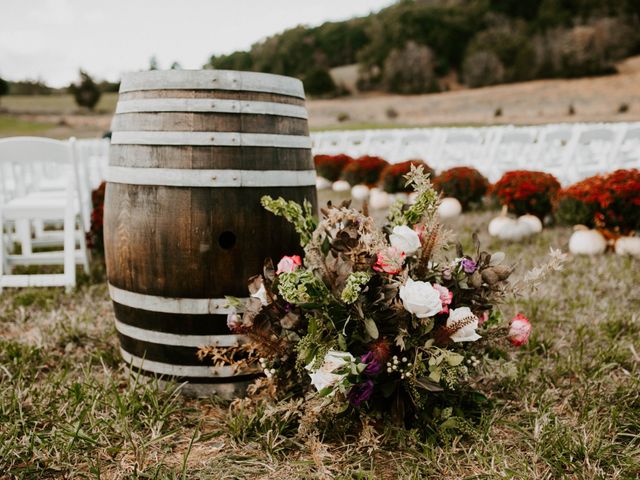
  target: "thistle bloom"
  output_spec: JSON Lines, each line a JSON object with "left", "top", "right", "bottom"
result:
{"left": 373, "top": 247, "right": 406, "bottom": 274}
{"left": 508, "top": 313, "right": 532, "bottom": 346}
{"left": 276, "top": 255, "right": 302, "bottom": 274}
{"left": 347, "top": 380, "right": 374, "bottom": 406}
{"left": 360, "top": 351, "right": 382, "bottom": 376}
{"left": 432, "top": 283, "right": 453, "bottom": 313}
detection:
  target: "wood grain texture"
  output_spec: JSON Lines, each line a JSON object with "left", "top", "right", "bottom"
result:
{"left": 105, "top": 71, "right": 316, "bottom": 393}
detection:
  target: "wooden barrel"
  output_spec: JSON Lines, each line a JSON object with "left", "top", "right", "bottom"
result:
{"left": 104, "top": 70, "right": 317, "bottom": 398}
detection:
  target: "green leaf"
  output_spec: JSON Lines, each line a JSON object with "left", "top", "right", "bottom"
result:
{"left": 445, "top": 352, "right": 464, "bottom": 367}
{"left": 429, "top": 370, "right": 441, "bottom": 383}
{"left": 338, "top": 333, "right": 347, "bottom": 351}
{"left": 364, "top": 317, "right": 379, "bottom": 339}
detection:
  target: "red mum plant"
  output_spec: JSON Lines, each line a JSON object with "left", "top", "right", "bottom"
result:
{"left": 314, "top": 154, "right": 354, "bottom": 182}
{"left": 341, "top": 156, "right": 389, "bottom": 186}
{"left": 380, "top": 160, "right": 434, "bottom": 193}
{"left": 555, "top": 174, "right": 605, "bottom": 228}
{"left": 433, "top": 167, "right": 490, "bottom": 210}
{"left": 492, "top": 170, "right": 561, "bottom": 219}
{"left": 555, "top": 169, "right": 640, "bottom": 234}
{"left": 87, "top": 181, "right": 106, "bottom": 254}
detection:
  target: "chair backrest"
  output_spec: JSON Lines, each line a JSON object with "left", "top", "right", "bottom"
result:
{"left": 0, "top": 136, "right": 78, "bottom": 200}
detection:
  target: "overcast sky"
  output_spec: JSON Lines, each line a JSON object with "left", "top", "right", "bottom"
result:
{"left": 0, "top": 0, "right": 395, "bottom": 87}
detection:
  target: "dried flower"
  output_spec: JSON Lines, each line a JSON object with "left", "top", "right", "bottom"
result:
{"left": 508, "top": 313, "right": 532, "bottom": 346}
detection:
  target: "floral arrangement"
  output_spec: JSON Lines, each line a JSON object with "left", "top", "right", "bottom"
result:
{"left": 87, "top": 181, "right": 106, "bottom": 254}
{"left": 433, "top": 166, "right": 489, "bottom": 210}
{"left": 380, "top": 160, "right": 433, "bottom": 193}
{"left": 492, "top": 170, "right": 561, "bottom": 219}
{"left": 341, "top": 156, "right": 389, "bottom": 186}
{"left": 201, "top": 167, "right": 565, "bottom": 430}
{"left": 555, "top": 169, "right": 640, "bottom": 234}
{"left": 313, "top": 154, "right": 354, "bottom": 182}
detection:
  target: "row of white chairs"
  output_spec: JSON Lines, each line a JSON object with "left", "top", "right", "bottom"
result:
{"left": 312, "top": 122, "right": 640, "bottom": 185}
{"left": 0, "top": 137, "right": 109, "bottom": 291}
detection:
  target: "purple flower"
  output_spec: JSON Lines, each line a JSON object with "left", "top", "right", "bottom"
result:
{"left": 360, "top": 352, "right": 382, "bottom": 376}
{"left": 461, "top": 258, "right": 477, "bottom": 274}
{"left": 347, "top": 380, "right": 374, "bottom": 407}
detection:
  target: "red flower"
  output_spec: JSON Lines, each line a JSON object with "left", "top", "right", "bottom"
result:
{"left": 380, "top": 160, "right": 433, "bottom": 193}
{"left": 433, "top": 167, "right": 489, "bottom": 209}
{"left": 341, "top": 156, "right": 389, "bottom": 186}
{"left": 314, "top": 154, "right": 353, "bottom": 181}
{"left": 492, "top": 170, "right": 561, "bottom": 218}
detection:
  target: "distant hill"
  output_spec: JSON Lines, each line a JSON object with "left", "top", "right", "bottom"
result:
{"left": 205, "top": 0, "right": 640, "bottom": 97}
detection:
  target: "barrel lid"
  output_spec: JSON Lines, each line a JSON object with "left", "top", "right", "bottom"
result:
{"left": 119, "top": 70, "right": 305, "bottom": 99}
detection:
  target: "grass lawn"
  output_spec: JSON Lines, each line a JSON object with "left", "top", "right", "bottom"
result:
{"left": 0, "top": 210, "right": 639, "bottom": 478}
{"left": 0, "top": 115, "right": 56, "bottom": 136}
{"left": 1, "top": 93, "right": 118, "bottom": 115}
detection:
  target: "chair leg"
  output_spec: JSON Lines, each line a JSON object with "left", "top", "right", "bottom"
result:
{"left": 63, "top": 207, "right": 76, "bottom": 292}
{"left": 0, "top": 207, "right": 4, "bottom": 295}
{"left": 16, "top": 219, "right": 32, "bottom": 256}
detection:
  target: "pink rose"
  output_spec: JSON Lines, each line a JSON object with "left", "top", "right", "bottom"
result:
{"left": 373, "top": 247, "right": 406, "bottom": 275}
{"left": 508, "top": 313, "right": 532, "bottom": 346}
{"left": 478, "top": 311, "right": 489, "bottom": 326}
{"left": 276, "top": 255, "right": 302, "bottom": 274}
{"left": 432, "top": 283, "right": 453, "bottom": 313}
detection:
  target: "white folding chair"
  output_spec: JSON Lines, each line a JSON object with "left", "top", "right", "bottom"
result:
{"left": 396, "top": 130, "right": 442, "bottom": 164}
{"left": 534, "top": 125, "right": 580, "bottom": 185}
{"left": 487, "top": 128, "right": 539, "bottom": 182}
{"left": 568, "top": 126, "right": 619, "bottom": 183}
{"left": 366, "top": 131, "right": 401, "bottom": 162}
{"left": 610, "top": 124, "right": 640, "bottom": 170}
{"left": 0, "top": 137, "right": 89, "bottom": 292}
{"left": 432, "top": 129, "right": 486, "bottom": 174}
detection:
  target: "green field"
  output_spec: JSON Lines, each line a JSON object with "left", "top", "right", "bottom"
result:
{"left": 0, "top": 115, "right": 56, "bottom": 136}
{"left": 1, "top": 209, "right": 638, "bottom": 478}
{"left": 1, "top": 93, "right": 118, "bottom": 115}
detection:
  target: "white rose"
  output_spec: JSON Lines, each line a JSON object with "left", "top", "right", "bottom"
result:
{"left": 446, "top": 307, "right": 481, "bottom": 342}
{"left": 399, "top": 278, "right": 443, "bottom": 318}
{"left": 305, "top": 349, "right": 354, "bottom": 393}
{"left": 389, "top": 225, "right": 421, "bottom": 255}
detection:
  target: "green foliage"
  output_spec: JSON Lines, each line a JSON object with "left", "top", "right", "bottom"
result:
{"left": 0, "top": 77, "right": 8, "bottom": 98}
{"left": 68, "top": 70, "right": 101, "bottom": 110}
{"left": 261, "top": 195, "right": 317, "bottom": 247}
{"left": 303, "top": 67, "right": 337, "bottom": 97}
{"left": 341, "top": 272, "right": 372, "bottom": 304}
{"left": 277, "top": 270, "right": 330, "bottom": 305}
{"left": 204, "top": 0, "right": 640, "bottom": 94}
{"left": 387, "top": 165, "right": 439, "bottom": 227}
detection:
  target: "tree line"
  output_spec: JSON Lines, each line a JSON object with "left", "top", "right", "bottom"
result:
{"left": 205, "top": 0, "right": 640, "bottom": 96}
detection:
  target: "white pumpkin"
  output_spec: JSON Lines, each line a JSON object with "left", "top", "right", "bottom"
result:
{"left": 489, "top": 216, "right": 512, "bottom": 237}
{"left": 568, "top": 228, "right": 607, "bottom": 255}
{"left": 332, "top": 180, "right": 351, "bottom": 192}
{"left": 495, "top": 218, "right": 533, "bottom": 241}
{"left": 438, "top": 197, "right": 462, "bottom": 219}
{"left": 517, "top": 214, "right": 543, "bottom": 234}
{"left": 614, "top": 236, "right": 640, "bottom": 257}
{"left": 315, "top": 177, "right": 332, "bottom": 190}
{"left": 351, "top": 184, "right": 370, "bottom": 201}
{"left": 369, "top": 188, "right": 392, "bottom": 210}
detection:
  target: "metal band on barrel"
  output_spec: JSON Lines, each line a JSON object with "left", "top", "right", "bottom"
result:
{"left": 120, "top": 348, "right": 258, "bottom": 378}
{"left": 115, "top": 98, "right": 308, "bottom": 119}
{"left": 119, "top": 70, "right": 305, "bottom": 99}
{"left": 108, "top": 283, "right": 246, "bottom": 315}
{"left": 105, "top": 167, "right": 317, "bottom": 187}
{"left": 111, "top": 131, "right": 312, "bottom": 148}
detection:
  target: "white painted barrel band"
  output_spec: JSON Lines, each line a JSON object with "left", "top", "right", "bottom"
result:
{"left": 115, "top": 98, "right": 308, "bottom": 119}
{"left": 106, "top": 167, "right": 317, "bottom": 188}
{"left": 119, "top": 70, "right": 305, "bottom": 99}
{"left": 108, "top": 283, "right": 247, "bottom": 315}
{"left": 115, "top": 319, "right": 248, "bottom": 348}
{"left": 111, "top": 131, "right": 312, "bottom": 149}
{"left": 120, "top": 348, "right": 259, "bottom": 378}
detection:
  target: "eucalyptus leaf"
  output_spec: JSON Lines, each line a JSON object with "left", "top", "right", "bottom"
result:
{"left": 364, "top": 317, "right": 379, "bottom": 339}
{"left": 446, "top": 352, "right": 464, "bottom": 366}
